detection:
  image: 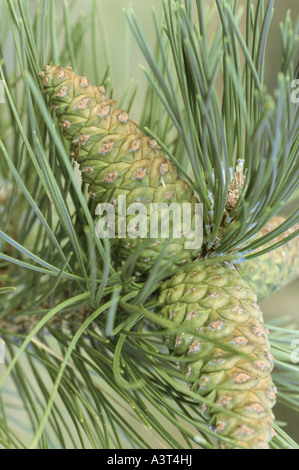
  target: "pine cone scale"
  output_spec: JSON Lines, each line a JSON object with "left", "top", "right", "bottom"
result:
{"left": 39, "top": 65, "right": 199, "bottom": 272}
{"left": 159, "top": 261, "right": 276, "bottom": 448}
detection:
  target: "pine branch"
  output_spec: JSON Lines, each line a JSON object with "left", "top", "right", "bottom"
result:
{"left": 126, "top": 0, "right": 299, "bottom": 257}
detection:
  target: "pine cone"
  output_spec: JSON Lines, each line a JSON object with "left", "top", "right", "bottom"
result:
{"left": 158, "top": 261, "right": 276, "bottom": 449}
{"left": 38, "top": 65, "right": 200, "bottom": 273}
{"left": 237, "top": 216, "right": 299, "bottom": 301}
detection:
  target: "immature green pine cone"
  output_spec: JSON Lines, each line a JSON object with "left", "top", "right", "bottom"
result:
{"left": 158, "top": 261, "right": 276, "bottom": 449}
{"left": 237, "top": 216, "right": 299, "bottom": 302}
{"left": 38, "top": 65, "right": 200, "bottom": 273}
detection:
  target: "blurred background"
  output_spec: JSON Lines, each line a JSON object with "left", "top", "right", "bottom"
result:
{"left": 3, "top": 0, "right": 299, "bottom": 114}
